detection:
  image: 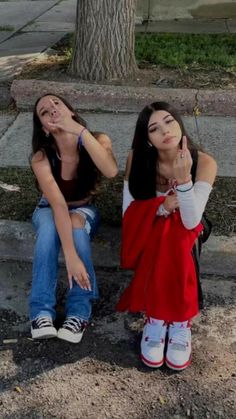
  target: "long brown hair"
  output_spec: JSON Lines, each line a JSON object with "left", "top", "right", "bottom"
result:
{"left": 31, "top": 93, "right": 101, "bottom": 199}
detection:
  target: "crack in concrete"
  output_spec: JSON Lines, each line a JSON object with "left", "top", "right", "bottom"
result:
{"left": 193, "top": 89, "right": 202, "bottom": 146}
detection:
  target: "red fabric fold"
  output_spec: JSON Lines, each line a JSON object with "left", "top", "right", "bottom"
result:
{"left": 117, "top": 198, "right": 203, "bottom": 322}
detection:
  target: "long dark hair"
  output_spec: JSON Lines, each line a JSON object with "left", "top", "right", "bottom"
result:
{"left": 129, "top": 101, "right": 200, "bottom": 200}
{"left": 32, "top": 93, "right": 100, "bottom": 199}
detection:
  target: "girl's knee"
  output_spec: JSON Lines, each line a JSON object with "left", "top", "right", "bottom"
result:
{"left": 70, "top": 212, "right": 86, "bottom": 229}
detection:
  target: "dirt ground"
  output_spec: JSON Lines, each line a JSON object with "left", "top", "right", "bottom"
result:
{"left": 0, "top": 262, "right": 235, "bottom": 419}
{"left": 18, "top": 57, "right": 236, "bottom": 90}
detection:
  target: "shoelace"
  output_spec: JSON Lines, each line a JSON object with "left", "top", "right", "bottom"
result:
{"left": 145, "top": 323, "right": 167, "bottom": 343}
{"left": 35, "top": 317, "right": 52, "bottom": 327}
{"left": 169, "top": 328, "right": 190, "bottom": 348}
{"left": 63, "top": 317, "right": 84, "bottom": 333}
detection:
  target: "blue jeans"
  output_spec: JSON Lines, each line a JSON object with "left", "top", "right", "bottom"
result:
{"left": 29, "top": 198, "right": 100, "bottom": 322}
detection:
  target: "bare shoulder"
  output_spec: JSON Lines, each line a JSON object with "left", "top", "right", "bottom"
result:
{"left": 31, "top": 150, "right": 45, "bottom": 165}
{"left": 31, "top": 150, "right": 52, "bottom": 179}
{"left": 196, "top": 151, "right": 217, "bottom": 185}
{"left": 125, "top": 150, "right": 133, "bottom": 180}
{"left": 198, "top": 151, "right": 217, "bottom": 171}
{"left": 96, "top": 133, "right": 112, "bottom": 149}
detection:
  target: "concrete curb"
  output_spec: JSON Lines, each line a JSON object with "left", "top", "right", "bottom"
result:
{"left": 0, "top": 220, "right": 120, "bottom": 269}
{"left": 1, "top": 220, "right": 235, "bottom": 277}
{"left": 11, "top": 79, "right": 236, "bottom": 116}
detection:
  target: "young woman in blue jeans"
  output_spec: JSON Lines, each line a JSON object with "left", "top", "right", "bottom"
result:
{"left": 29, "top": 93, "right": 118, "bottom": 343}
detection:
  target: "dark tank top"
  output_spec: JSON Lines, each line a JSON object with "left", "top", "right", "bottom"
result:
{"left": 45, "top": 148, "right": 98, "bottom": 202}
{"left": 56, "top": 176, "right": 82, "bottom": 202}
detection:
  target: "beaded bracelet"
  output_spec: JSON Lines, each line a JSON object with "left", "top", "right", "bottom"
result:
{"left": 77, "top": 127, "right": 87, "bottom": 148}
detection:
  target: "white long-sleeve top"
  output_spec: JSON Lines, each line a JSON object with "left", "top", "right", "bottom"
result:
{"left": 122, "top": 180, "right": 212, "bottom": 230}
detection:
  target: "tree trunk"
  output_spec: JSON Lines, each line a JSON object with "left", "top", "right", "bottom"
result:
{"left": 69, "top": 0, "right": 138, "bottom": 81}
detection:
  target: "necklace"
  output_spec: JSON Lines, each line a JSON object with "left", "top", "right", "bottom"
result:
{"left": 56, "top": 151, "right": 78, "bottom": 164}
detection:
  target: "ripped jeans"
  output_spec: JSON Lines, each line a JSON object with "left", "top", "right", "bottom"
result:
{"left": 29, "top": 197, "right": 100, "bottom": 322}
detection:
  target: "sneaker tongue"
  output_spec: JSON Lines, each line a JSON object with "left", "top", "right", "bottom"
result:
{"left": 149, "top": 318, "right": 164, "bottom": 326}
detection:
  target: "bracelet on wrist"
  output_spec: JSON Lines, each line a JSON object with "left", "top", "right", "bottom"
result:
{"left": 176, "top": 183, "right": 194, "bottom": 193}
{"left": 77, "top": 127, "right": 87, "bottom": 149}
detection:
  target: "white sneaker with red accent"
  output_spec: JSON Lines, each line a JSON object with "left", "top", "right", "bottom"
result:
{"left": 141, "top": 318, "right": 167, "bottom": 368}
{"left": 166, "top": 320, "right": 192, "bottom": 370}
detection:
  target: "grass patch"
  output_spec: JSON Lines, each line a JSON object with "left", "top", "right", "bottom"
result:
{"left": 53, "top": 33, "right": 236, "bottom": 71}
{"left": 0, "top": 25, "right": 14, "bottom": 32}
{"left": 135, "top": 33, "right": 236, "bottom": 70}
{"left": 0, "top": 167, "right": 235, "bottom": 236}
{"left": 0, "top": 168, "right": 39, "bottom": 221}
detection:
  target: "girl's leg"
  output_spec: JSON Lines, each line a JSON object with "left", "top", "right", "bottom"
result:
{"left": 65, "top": 226, "right": 98, "bottom": 320}
{"left": 29, "top": 207, "right": 60, "bottom": 325}
{"left": 58, "top": 206, "right": 99, "bottom": 343}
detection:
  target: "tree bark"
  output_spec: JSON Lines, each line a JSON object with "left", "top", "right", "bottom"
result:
{"left": 69, "top": 0, "right": 138, "bottom": 81}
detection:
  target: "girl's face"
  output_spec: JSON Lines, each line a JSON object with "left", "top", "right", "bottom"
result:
{"left": 147, "top": 110, "right": 182, "bottom": 150}
{"left": 36, "top": 95, "right": 74, "bottom": 133}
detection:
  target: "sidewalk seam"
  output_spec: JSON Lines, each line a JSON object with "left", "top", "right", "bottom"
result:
{"left": 0, "top": 0, "right": 62, "bottom": 46}
{"left": 0, "top": 111, "right": 18, "bottom": 138}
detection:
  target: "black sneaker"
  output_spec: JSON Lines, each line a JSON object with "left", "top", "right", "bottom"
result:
{"left": 31, "top": 316, "right": 57, "bottom": 339}
{"left": 57, "top": 316, "right": 88, "bottom": 343}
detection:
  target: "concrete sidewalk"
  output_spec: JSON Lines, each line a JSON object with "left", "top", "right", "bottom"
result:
{"left": 0, "top": 108, "right": 236, "bottom": 176}
{"left": 0, "top": 0, "right": 76, "bottom": 80}
{"left": 0, "top": 79, "right": 234, "bottom": 176}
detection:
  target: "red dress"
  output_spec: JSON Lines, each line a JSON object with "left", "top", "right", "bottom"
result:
{"left": 116, "top": 198, "right": 203, "bottom": 322}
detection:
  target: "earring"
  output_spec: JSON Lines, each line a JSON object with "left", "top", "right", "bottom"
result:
{"left": 45, "top": 132, "right": 49, "bottom": 138}
{"left": 147, "top": 141, "right": 153, "bottom": 147}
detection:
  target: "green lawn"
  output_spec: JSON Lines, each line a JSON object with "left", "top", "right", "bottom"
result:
{"left": 135, "top": 33, "right": 236, "bottom": 70}
{"left": 61, "top": 33, "right": 236, "bottom": 71}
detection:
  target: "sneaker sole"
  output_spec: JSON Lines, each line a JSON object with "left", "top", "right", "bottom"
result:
{"left": 31, "top": 327, "right": 57, "bottom": 340}
{"left": 165, "top": 356, "right": 191, "bottom": 371}
{"left": 57, "top": 328, "right": 83, "bottom": 344}
{"left": 141, "top": 354, "right": 164, "bottom": 368}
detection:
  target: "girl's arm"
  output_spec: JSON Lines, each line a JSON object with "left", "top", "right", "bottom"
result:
{"left": 176, "top": 151, "right": 217, "bottom": 229}
{"left": 31, "top": 152, "right": 90, "bottom": 290}
{"left": 47, "top": 106, "right": 118, "bottom": 178}
{"left": 83, "top": 131, "right": 118, "bottom": 178}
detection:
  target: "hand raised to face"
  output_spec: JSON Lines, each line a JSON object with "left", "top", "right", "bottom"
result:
{"left": 46, "top": 99, "right": 84, "bottom": 136}
{"left": 173, "top": 136, "right": 193, "bottom": 185}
